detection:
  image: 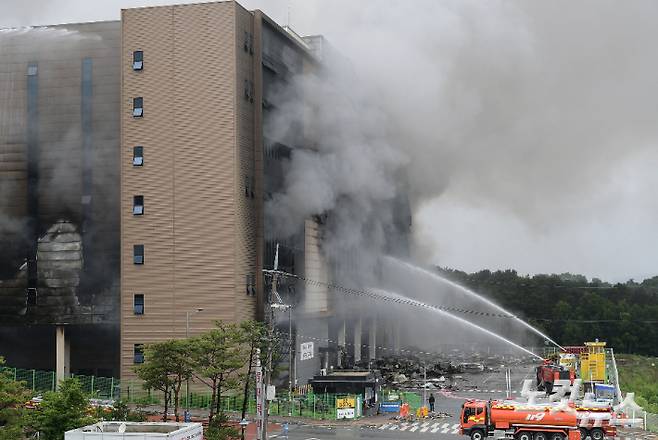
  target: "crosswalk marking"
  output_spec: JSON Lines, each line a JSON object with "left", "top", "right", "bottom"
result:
{"left": 375, "top": 420, "right": 460, "bottom": 435}
{"left": 431, "top": 422, "right": 442, "bottom": 433}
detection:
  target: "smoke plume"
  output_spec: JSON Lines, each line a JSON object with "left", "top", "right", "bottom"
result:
{"left": 261, "top": 0, "right": 658, "bottom": 282}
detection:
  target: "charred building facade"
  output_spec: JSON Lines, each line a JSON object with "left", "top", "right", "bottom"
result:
{"left": 0, "top": 22, "right": 121, "bottom": 377}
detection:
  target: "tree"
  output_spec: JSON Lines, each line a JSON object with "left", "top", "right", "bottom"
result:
{"left": 108, "top": 401, "right": 146, "bottom": 422}
{"left": 136, "top": 339, "right": 193, "bottom": 422}
{"left": 191, "top": 321, "right": 250, "bottom": 424}
{"left": 238, "top": 320, "right": 266, "bottom": 439}
{"left": 205, "top": 413, "right": 239, "bottom": 440}
{"left": 29, "top": 378, "right": 96, "bottom": 440}
{"left": 0, "top": 357, "right": 31, "bottom": 440}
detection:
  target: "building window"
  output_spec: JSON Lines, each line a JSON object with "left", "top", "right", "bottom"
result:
{"left": 132, "top": 50, "right": 143, "bottom": 70}
{"left": 245, "top": 176, "right": 255, "bottom": 199}
{"left": 26, "top": 287, "right": 38, "bottom": 306}
{"left": 134, "top": 294, "right": 145, "bottom": 315}
{"left": 133, "top": 244, "right": 144, "bottom": 264}
{"left": 133, "top": 195, "right": 144, "bottom": 215}
{"left": 245, "top": 274, "right": 257, "bottom": 296}
{"left": 133, "top": 146, "right": 143, "bottom": 166}
{"left": 244, "top": 31, "right": 249, "bottom": 52}
{"left": 133, "top": 97, "right": 143, "bottom": 117}
{"left": 134, "top": 344, "right": 144, "bottom": 364}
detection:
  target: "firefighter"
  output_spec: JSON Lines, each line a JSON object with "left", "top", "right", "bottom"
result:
{"left": 429, "top": 393, "right": 436, "bottom": 412}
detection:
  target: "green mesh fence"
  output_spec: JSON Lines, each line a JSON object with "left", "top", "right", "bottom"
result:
{"left": 2, "top": 366, "right": 344, "bottom": 420}
{"left": 1, "top": 366, "right": 117, "bottom": 398}
{"left": 400, "top": 391, "right": 423, "bottom": 410}
{"left": 120, "top": 382, "right": 341, "bottom": 420}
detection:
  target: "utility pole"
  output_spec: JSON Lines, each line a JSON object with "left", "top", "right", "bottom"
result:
{"left": 262, "top": 244, "right": 280, "bottom": 440}
{"left": 288, "top": 305, "right": 293, "bottom": 417}
{"left": 262, "top": 244, "right": 293, "bottom": 438}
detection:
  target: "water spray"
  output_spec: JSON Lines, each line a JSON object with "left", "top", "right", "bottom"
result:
{"left": 385, "top": 257, "right": 564, "bottom": 351}
{"left": 369, "top": 288, "right": 543, "bottom": 360}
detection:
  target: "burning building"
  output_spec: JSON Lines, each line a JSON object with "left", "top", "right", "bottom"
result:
{"left": 0, "top": 0, "right": 410, "bottom": 384}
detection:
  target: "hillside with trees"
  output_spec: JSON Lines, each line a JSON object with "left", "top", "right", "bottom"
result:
{"left": 438, "top": 268, "right": 658, "bottom": 356}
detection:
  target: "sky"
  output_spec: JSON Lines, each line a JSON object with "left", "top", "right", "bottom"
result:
{"left": 4, "top": 0, "right": 658, "bottom": 283}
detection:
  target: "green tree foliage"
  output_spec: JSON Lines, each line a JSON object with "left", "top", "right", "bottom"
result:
{"left": 29, "top": 378, "right": 96, "bottom": 440}
{"left": 0, "top": 357, "right": 31, "bottom": 440}
{"left": 438, "top": 267, "right": 658, "bottom": 355}
{"left": 205, "top": 413, "right": 239, "bottom": 440}
{"left": 190, "top": 321, "right": 250, "bottom": 423}
{"left": 135, "top": 339, "right": 193, "bottom": 422}
{"left": 616, "top": 354, "right": 658, "bottom": 413}
{"left": 107, "top": 401, "right": 147, "bottom": 422}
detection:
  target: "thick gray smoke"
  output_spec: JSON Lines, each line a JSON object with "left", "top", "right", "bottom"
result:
{"left": 261, "top": 0, "right": 658, "bottom": 282}
{"left": 265, "top": 66, "right": 407, "bottom": 261}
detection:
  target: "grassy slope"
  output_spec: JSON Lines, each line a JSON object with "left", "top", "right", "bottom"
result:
{"left": 616, "top": 354, "right": 658, "bottom": 413}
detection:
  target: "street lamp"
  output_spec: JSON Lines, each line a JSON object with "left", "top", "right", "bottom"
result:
{"left": 185, "top": 308, "right": 204, "bottom": 421}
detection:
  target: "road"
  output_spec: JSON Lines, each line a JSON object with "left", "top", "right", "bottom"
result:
{"left": 269, "top": 424, "right": 461, "bottom": 440}
{"left": 267, "top": 364, "right": 655, "bottom": 439}
{"left": 266, "top": 364, "right": 534, "bottom": 440}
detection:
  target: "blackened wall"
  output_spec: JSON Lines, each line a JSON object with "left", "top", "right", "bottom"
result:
{"left": 0, "top": 21, "right": 120, "bottom": 376}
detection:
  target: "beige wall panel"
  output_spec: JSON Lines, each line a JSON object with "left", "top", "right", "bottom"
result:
{"left": 171, "top": 2, "right": 237, "bottom": 329}
{"left": 304, "top": 219, "right": 329, "bottom": 315}
{"left": 121, "top": 2, "right": 257, "bottom": 381}
{"left": 234, "top": 3, "right": 257, "bottom": 322}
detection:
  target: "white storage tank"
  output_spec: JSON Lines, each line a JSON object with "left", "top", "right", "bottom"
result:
{"left": 65, "top": 421, "right": 203, "bottom": 440}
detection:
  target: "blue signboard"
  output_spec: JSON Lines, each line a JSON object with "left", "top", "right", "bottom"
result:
{"left": 380, "top": 402, "right": 401, "bottom": 413}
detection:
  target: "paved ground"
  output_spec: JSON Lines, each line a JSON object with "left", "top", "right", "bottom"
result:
{"left": 270, "top": 364, "right": 656, "bottom": 440}
{"left": 268, "top": 424, "right": 462, "bottom": 439}
{"left": 267, "top": 424, "right": 656, "bottom": 440}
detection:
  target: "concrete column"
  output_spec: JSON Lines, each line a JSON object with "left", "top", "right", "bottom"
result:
{"left": 337, "top": 319, "right": 346, "bottom": 368}
{"left": 55, "top": 326, "right": 70, "bottom": 388}
{"left": 368, "top": 317, "right": 377, "bottom": 360}
{"left": 353, "top": 317, "right": 362, "bottom": 363}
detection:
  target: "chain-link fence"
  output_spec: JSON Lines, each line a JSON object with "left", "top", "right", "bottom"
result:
{"left": 1, "top": 366, "right": 118, "bottom": 398}
{"left": 120, "top": 382, "right": 344, "bottom": 420}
